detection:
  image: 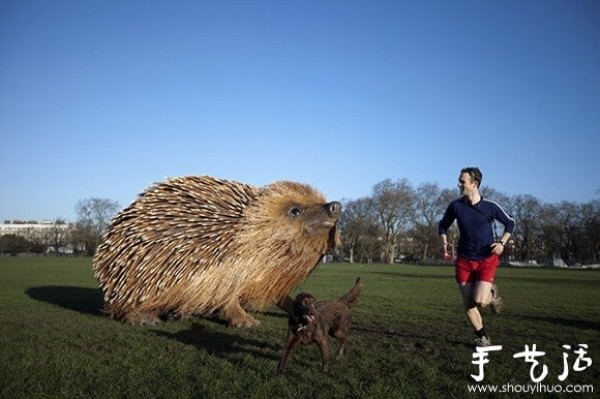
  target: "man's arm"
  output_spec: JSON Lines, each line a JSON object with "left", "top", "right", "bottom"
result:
{"left": 439, "top": 203, "right": 455, "bottom": 259}
{"left": 491, "top": 202, "right": 514, "bottom": 255}
{"left": 440, "top": 234, "right": 452, "bottom": 260}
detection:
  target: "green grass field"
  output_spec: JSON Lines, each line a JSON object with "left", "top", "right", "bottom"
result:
{"left": 0, "top": 257, "right": 598, "bottom": 398}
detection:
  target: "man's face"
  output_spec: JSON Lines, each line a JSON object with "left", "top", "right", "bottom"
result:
{"left": 458, "top": 172, "right": 478, "bottom": 196}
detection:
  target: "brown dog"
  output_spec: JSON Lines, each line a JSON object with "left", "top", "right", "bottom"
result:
{"left": 277, "top": 277, "right": 362, "bottom": 374}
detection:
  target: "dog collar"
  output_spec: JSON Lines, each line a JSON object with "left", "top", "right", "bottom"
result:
{"left": 296, "top": 324, "right": 307, "bottom": 332}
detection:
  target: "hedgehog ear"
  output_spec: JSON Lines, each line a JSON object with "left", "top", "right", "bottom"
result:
{"left": 327, "top": 222, "right": 341, "bottom": 254}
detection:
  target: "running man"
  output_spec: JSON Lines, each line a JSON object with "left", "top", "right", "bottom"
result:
{"left": 439, "top": 167, "right": 515, "bottom": 347}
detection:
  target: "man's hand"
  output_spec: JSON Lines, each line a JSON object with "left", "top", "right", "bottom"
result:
{"left": 491, "top": 242, "right": 505, "bottom": 255}
{"left": 442, "top": 242, "right": 452, "bottom": 261}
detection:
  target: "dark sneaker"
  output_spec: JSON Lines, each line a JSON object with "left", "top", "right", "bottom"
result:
{"left": 475, "top": 335, "right": 492, "bottom": 347}
{"left": 490, "top": 284, "right": 503, "bottom": 314}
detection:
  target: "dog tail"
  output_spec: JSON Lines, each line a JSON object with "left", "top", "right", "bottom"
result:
{"left": 339, "top": 277, "right": 362, "bottom": 308}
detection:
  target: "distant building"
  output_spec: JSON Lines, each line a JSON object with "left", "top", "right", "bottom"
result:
{"left": 0, "top": 220, "right": 71, "bottom": 246}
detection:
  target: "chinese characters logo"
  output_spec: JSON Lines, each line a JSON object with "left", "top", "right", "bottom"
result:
{"left": 471, "top": 344, "right": 592, "bottom": 383}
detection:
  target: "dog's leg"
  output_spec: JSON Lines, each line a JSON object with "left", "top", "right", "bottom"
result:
{"left": 333, "top": 316, "right": 351, "bottom": 359}
{"left": 335, "top": 338, "right": 347, "bottom": 359}
{"left": 317, "top": 337, "right": 331, "bottom": 373}
{"left": 276, "top": 334, "right": 298, "bottom": 374}
{"left": 333, "top": 329, "right": 348, "bottom": 359}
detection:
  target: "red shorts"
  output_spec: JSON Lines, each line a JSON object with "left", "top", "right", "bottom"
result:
{"left": 455, "top": 254, "right": 499, "bottom": 284}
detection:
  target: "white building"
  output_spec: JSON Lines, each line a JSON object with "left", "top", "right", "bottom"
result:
{"left": 0, "top": 220, "right": 71, "bottom": 246}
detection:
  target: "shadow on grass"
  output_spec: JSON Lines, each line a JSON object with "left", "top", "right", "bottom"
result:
{"left": 258, "top": 310, "right": 288, "bottom": 320}
{"left": 152, "top": 322, "right": 281, "bottom": 361}
{"left": 520, "top": 315, "right": 600, "bottom": 331}
{"left": 353, "top": 325, "right": 473, "bottom": 352}
{"left": 26, "top": 286, "right": 104, "bottom": 316}
{"left": 361, "top": 271, "right": 450, "bottom": 280}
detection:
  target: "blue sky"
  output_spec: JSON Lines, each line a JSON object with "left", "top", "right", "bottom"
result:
{"left": 1, "top": 0, "right": 599, "bottom": 222}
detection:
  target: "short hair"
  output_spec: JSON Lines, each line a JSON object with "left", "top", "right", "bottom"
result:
{"left": 461, "top": 167, "right": 483, "bottom": 188}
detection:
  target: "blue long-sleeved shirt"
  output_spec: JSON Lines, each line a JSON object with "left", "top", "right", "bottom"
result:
{"left": 438, "top": 197, "right": 515, "bottom": 260}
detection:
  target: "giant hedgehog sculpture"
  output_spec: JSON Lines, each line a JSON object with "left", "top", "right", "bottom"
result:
{"left": 93, "top": 176, "right": 341, "bottom": 327}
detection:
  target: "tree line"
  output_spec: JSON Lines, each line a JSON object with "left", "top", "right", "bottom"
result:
{"left": 339, "top": 179, "right": 600, "bottom": 266}
{"left": 0, "top": 198, "right": 120, "bottom": 256}
{"left": 3, "top": 183, "right": 599, "bottom": 266}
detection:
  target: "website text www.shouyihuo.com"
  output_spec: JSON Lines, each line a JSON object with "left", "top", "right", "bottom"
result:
{"left": 468, "top": 382, "right": 594, "bottom": 394}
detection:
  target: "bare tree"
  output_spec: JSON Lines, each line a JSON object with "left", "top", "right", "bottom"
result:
{"left": 538, "top": 204, "right": 562, "bottom": 262}
{"left": 410, "top": 183, "right": 455, "bottom": 261}
{"left": 580, "top": 200, "right": 600, "bottom": 263}
{"left": 74, "top": 198, "right": 120, "bottom": 256}
{"left": 534, "top": 200, "right": 600, "bottom": 266}
{"left": 507, "top": 194, "right": 545, "bottom": 261}
{"left": 556, "top": 201, "right": 585, "bottom": 265}
{"left": 340, "top": 197, "right": 380, "bottom": 263}
{"left": 48, "top": 218, "right": 69, "bottom": 254}
{"left": 333, "top": 179, "right": 600, "bottom": 266}
{"left": 358, "top": 224, "right": 384, "bottom": 263}
{"left": 371, "top": 179, "right": 414, "bottom": 264}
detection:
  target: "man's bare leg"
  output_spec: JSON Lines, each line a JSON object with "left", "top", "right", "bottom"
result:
{"left": 473, "top": 281, "right": 493, "bottom": 308}
{"left": 458, "top": 282, "right": 483, "bottom": 331}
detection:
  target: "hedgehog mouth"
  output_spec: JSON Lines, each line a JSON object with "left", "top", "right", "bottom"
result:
{"left": 321, "top": 220, "right": 336, "bottom": 228}
{"left": 305, "top": 220, "right": 337, "bottom": 236}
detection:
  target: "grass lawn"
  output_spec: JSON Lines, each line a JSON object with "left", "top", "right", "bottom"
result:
{"left": 0, "top": 257, "right": 598, "bottom": 398}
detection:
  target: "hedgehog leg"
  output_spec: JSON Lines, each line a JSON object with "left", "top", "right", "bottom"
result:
{"left": 122, "top": 311, "right": 161, "bottom": 326}
{"left": 220, "top": 300, "right": 260, "bottom": 328}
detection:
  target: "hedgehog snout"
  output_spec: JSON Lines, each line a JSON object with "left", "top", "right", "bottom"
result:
{"left": 328, "top": 201, "right": 342, "bottom": 217}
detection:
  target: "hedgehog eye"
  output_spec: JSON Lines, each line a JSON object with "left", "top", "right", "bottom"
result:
{"left": 288, "top": 207, "right": 303, "bottom": 217}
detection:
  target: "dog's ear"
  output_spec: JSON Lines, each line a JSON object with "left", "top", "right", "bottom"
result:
{"left": 277, "top": 295, "right": 294, "bottom": 314}
{"left": 292, "top": 293, "right": 308, "bottom": 313}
